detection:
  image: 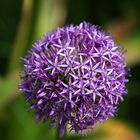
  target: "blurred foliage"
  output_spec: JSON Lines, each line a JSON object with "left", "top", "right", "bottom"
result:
{"left": 0, "top": 0, "right": 140, "bottom": 140}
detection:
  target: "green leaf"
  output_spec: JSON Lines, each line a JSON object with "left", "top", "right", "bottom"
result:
{"left": 121, "top": 32, "right": 140, "bottom": 66}
{"left": 6, "top": 96, "right": 56, "bottom": 140}
{"left": 0, "top": 71, "right": 19, "bottom": 109}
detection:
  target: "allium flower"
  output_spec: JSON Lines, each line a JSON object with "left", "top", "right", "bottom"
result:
{"left": 19, "top": 22, "right": 128, "bottom": 137}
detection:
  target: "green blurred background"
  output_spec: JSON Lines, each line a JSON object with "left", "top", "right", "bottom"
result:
{"left": 0, "top": 0, "right": 140, "bottom": 140}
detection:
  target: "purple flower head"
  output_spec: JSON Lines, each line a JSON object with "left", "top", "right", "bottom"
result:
{"left": 19, "top": 22, "right": 128, "bottom": 137}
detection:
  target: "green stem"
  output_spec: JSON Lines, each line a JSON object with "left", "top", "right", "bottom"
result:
{"left": 9, "top": 0, "right": 33, "bottom": 73}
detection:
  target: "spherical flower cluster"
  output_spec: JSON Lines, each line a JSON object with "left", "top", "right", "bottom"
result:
{"left": 19, "top": 22, "right": 128, "bottom": 137}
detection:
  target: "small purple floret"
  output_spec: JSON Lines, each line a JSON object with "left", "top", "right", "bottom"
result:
{"left": 19, "top": 22, "right": 128, "bottom": 137}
